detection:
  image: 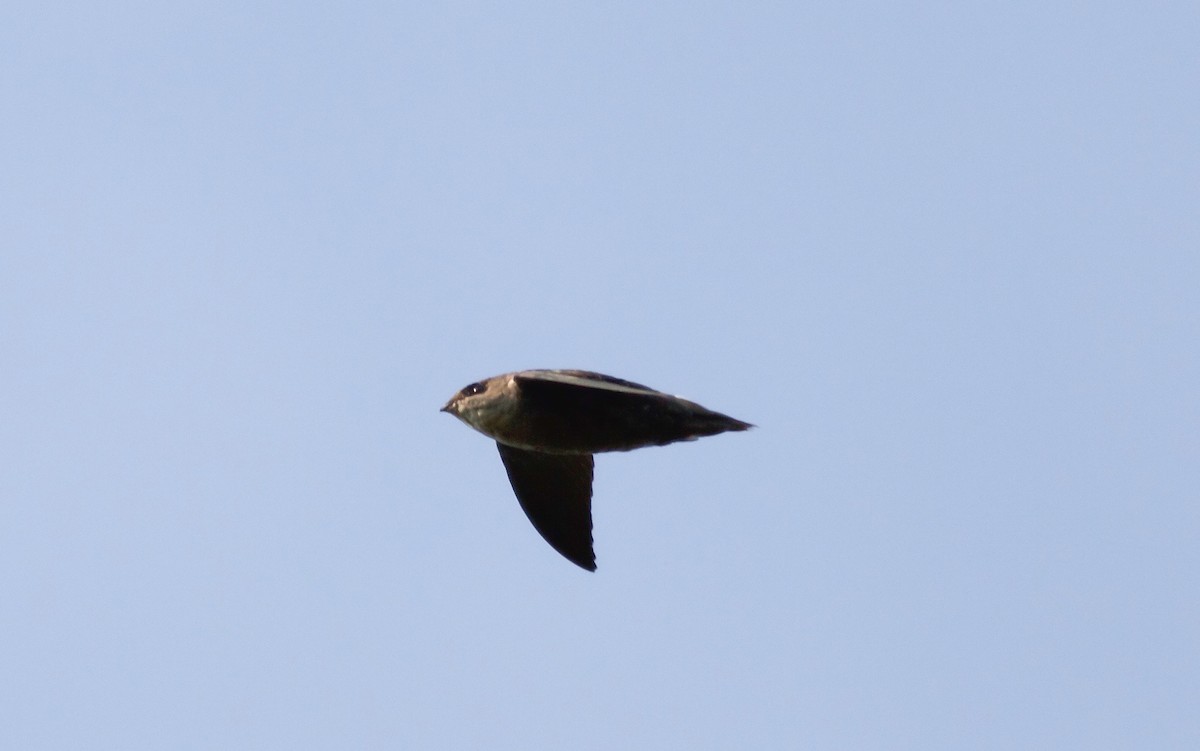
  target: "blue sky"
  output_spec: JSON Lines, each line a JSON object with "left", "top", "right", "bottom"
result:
{"left": 2, "top": 2, "right": 1197, "bottom": 748}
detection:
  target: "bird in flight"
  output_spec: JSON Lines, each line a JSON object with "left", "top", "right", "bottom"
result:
{"left": 441, "top": 369, "right": 752, "bottom": 571}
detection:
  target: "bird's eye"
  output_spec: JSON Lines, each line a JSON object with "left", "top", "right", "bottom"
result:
{"left": 461, "top": 381, "right": 487, "bottom": 397}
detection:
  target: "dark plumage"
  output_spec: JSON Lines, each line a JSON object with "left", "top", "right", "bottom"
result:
{"left": 442, "top": 369, "right": 752, "bottom": 571}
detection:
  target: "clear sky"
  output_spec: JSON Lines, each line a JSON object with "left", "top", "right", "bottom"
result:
{"left": 2, "top": 2, "right": 1197, "bottom": 749}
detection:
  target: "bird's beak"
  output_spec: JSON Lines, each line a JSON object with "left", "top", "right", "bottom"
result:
{"left": 440, "top": 400, "right": 454, "bottom": 414}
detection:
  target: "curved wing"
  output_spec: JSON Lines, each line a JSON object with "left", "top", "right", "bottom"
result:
{"left": 496, "top": 442, "right": 596, "bottom": 571}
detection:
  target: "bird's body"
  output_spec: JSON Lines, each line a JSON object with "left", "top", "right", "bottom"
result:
{"left": 441, "top": 369, "right": 751, "bottom": 571}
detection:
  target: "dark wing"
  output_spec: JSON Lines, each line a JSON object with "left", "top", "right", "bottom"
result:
{"left": 496, "top": 442, "right": 596, "bottom": 571}
{"left": 512, "top": 370, "right": 753, "bottom": 453}
{"left": 520, "top": 369, "right": 660, "bottom": 394}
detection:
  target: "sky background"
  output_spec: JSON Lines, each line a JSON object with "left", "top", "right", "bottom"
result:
{"left": 2, "top": 2, "right": 1197, "bottom": 749}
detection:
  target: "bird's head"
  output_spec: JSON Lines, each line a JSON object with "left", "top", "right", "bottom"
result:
{"left": 440, "top": 374, "right": 518, "bottom": 439}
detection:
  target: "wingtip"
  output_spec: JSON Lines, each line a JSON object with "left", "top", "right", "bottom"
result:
{"left": 724, "top": 415, "right": 754, "bottom": 432}
{"left": 565, "top": 550, "right": 597, "bottom": 572}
